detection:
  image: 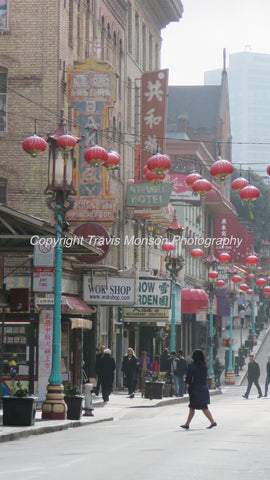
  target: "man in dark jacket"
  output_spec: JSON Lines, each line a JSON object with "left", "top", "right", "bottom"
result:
{"left": 264, "top": 355, "right": 270, "bottom": 397}
{"left": 99, "top": 348, "right": 116, "bottom": 403}
{"left": 243, "top": 354, "right": 263, "bottom": 399}
{"left": 122, "top": 348, "right": 139, "bottom": 398}
{"left": 177, "top": 350, "right": 187, "bottom": 396}
{"left": 169, "top": 351, "right": 181, "bottom": 396}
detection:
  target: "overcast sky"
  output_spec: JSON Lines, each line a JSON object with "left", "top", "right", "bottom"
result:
{"left": 161, "top": 0, "right": 270, "bottom": 85}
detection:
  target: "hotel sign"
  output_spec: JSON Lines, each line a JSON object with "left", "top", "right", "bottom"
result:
{"left": 127, "top": 183, "right": 173, "bottom": 207}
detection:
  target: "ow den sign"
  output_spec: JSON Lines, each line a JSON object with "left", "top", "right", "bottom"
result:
{"left": 136, "top": 279, "right": 171, "bottom": 309}
{"left": 83, "top": 276, "right": 135, "bottom": 305}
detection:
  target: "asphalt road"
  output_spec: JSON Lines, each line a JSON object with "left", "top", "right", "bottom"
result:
{"left": 0, "top": 382, "right": 269, "bottom": 480}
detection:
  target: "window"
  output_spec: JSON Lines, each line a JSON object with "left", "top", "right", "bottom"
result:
{"left": 0, "top": 0, "right": 8, "bottom": 30}
{"left": 0, "top": 178, "right": 7, "bottom": 204}
{"left": 135, "top": 14, "right": 139, "bottom": 64}
{"left": 0, "top": 69, "right": 7, "bottom": 134}
{"left": 68, "top": 0, "right": 74, "bottom": 47}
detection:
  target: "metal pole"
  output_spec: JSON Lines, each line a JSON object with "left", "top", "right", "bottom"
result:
{"left": 208, "top": 290, "right": 214, "bottom": 376}
{"left": 251, "top": 278, "right": 256, "bottom": 335}
{"left": 29, "top": 258, "right": 35, "bottom": 394}
{"left": 228, "top": 298, "right": 234, "bottom": 372}
{"left": 170, "top": 273, "right": 176, "bottom": 352}
{"left": 49, "top": 202, "right": 63, "bottom": 385}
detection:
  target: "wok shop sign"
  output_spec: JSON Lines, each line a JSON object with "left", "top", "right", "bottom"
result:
{"left": 136, "top": 279, "right": 171, "bottom": 309}
{"left": 83, "top": 276, "right": 135, "bottom": 305}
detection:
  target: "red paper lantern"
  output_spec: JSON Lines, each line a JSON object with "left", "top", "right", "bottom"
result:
{"left": 232, "top": 275, "right": 242, "bottom": 283}
{"left": 256, "top": 278, "right": 267, "bottom": 287}
{"left": 231, "top": 177, "right": 249, "bottom": 193}
{"left": 267, "top": 276, "right": 270, "bottom": 282}
{"left": 147, "top": 153, "right": 171, "bottom": 175}
{"left": 263, "top": 286, "right": 270, "bottom": 296}
{"left": 218, "top": 252, "right": 231, "bottom": 263}
{"left": 248, "top": 273, "right": 255, "bottom": 280}
{"left": 267, "top": 165, "right": 270, "bottom": 176}
{"left": 246, "top": 255, "right": 259, "bottom": 265}
{"left": 257, "top": 266, "right": 263, "bottom": 273}
{"left": 143, "top": 165, "right": 149, "bottom": 177}
{"left": 210, "top": 158, "right": 234, "bottom": 180}
{"left": 57, "top": 134, "right": 78, "bottom": 151}
{"left": 103, "top": 150, "right": 121, "bottom": 169}
{"left": 192, "top": 178, "right": 212, "bottom": 197}
{"left": 162, "top": 242, "right": 174, "bottom": 252}
{"left": 216, "top": 279, "right": 225, "bottom": 288}
{"left": 240, "top": 185, "right": 260, "bottom": 204}
{"left": 22, "top": 134, "right": 47, "bottom": 157}
{"left": 246, "top": 289, "right": 253, "bottom": 295}
{"left": 84, "top": 145, "right": 108, "bottom": 167}
{"left": 185, "top": 173, "right": 201, "bottom": 186}
{"left": 146, "top": 170, "right": 165, "bottom": 183}
{"left": 208, "top": 270, "right": 219, "bottom": 280}
{"left": 239, "top": 283, "right": 249, "bottom": 291}
{"left": 190, "top": 248, "right": 203, "bottom": 258}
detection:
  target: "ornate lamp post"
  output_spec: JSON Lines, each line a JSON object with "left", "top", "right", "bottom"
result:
{"left": 162, "top": 211, "right": 185, "bottom": 351}
{"left": 204, "top": 253, "right": 218, "bottom": 388}
{"left": 41, "top": 111, "right": 80, "bottom": 419}
{"left": 225, "top": 268, "right": 241, "bottom": 385}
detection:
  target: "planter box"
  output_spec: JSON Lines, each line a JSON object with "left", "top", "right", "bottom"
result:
{"left": 163, "top": 383, "right": 173, "bottom": 397}
{"left": 144, "top": 382, "right": 164, "bottom": 400}
{"left": 64, "top": 395, "right": 84, "bottom": 420}
{"left": 2, "top": 396, "right": 37, "bottom": 426}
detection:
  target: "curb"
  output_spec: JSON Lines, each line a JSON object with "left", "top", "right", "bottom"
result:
{"left": 0, "top": 417, "right": 113, "bottom": 444}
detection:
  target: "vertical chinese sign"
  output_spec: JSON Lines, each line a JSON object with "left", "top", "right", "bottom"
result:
{"left": 139, "top": 69, "right": 169, "bottom": 182}
{"left": 67, "top": 58, "right": 116, "bottom": 223}
{"left": 38, "top": 309, "right": 53, "bottom": 401}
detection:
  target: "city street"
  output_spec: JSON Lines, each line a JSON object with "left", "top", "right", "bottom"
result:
{"left": 0, "top": 385, "right": 269, "bottom": 479}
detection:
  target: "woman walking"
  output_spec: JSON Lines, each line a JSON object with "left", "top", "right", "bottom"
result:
{"left": 181, "top": 349, "right": 217, "bottom": 429}
{"left": 122, "top": 347, "right": 139, "bottom": 398}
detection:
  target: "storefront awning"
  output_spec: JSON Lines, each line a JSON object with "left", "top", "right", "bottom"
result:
{"left": 61, "top": 296, "right": 94, "bottom": 315}
{"left": 70, "top": 317, "right": 92, "bottom": 329}
{"left": 181, "top": 289, "right": 209, "bottom": 314}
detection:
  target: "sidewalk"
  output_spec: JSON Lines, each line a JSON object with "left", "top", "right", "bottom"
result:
{"left": 0, "top": 389, "right": 221, "bottom": 444}
{"left": 219, "top": 322, "right": 270, "bottom": 386}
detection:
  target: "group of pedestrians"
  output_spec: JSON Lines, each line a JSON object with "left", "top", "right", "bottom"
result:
{"left": 242, "top": 354, "right": 270, "bottom": 399}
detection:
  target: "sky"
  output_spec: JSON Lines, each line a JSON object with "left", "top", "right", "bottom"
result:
{"left": 161, "top": 0, "right": 270, "bottom": 85}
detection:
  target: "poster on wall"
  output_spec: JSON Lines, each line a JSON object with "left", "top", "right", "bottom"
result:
{"left": 67, "top": 58, "right": 117, "bottom": 223}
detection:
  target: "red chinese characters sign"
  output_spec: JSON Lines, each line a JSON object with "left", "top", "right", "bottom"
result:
{"left": 214, "top": 214, "right": 253, "bottom": 263}
{"left": 139, "top": 69, "right": 169, "bottom": 182}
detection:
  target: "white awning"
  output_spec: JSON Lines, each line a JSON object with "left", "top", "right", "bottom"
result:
{"left": 70, "top": 317, "right": 92, "bottom": 330}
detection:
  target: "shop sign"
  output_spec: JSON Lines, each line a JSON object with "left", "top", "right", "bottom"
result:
{"left": 127, "top": 183, "right": 173, "bottom": 207}
{"left": 135, "top": 278, "right": 171, "bottom": 309}
{"left": 196, "top": 311, "right": 207, "bottom": 322}
{"left": 83, "top": 276, "right": 135, "bottom": 305}
{"left": 123, "top": 307, "right": 169, "bottom": 323}
{"left": 33, "top": 268, "right": 54, "bottom": 292}
{"left": 4, "top": 276, "right": 30, "bottom": 290}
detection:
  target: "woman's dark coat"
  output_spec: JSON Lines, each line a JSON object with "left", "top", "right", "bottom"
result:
{"left": 186, "top": 360, "right": 210, "bottom": 409}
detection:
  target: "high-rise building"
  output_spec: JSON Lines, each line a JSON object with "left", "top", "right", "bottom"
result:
{"left": 205, "top": 51, "right": 270, "bottom": 178}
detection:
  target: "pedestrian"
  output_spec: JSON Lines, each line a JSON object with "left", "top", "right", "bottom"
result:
{"left": 180, "top": 349, "right": 217, "bottom": 429}
{"left": 122, "top": 347, "right": 139, "bottom": 399}
{"left": 138, "top": 351, "right": 152, "bottom": 397}
{"left": 152, "top": 355, "right": 160, "bottom": 373}
{"left": 242, "top": 354, "right": 263, "bottom": 399}
{"left": 245, "top": 304, "right": 252, "bottom": 329}
{"left": 239, "top": 308, "right": 246, "bottom": 328}
{"left": 214, "top": 355, "right": 224, "bottom": 388}
{"left": 264, "top": 355, "right": 270, "bottom": 397}
{"left": 99, "top": 348, "right": 116, "bottom": 403}
{"left": 95, "top": 344, "right": 105, "bottom": 396}
{"left": 169, "top": 351, "right": 181, "bottom": 396}
{"left": 177, "top": 350, "right": 187, "bottom": 396}
{"left": 186, "top": 353, "right": 193, "bottom": 367}
{"left": 160, "top": 348, "right": 170, "bottom": 372}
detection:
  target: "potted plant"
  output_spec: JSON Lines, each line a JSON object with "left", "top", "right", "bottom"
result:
{"left": 144, "top": 373, "right": 165, "bottom": 400}
{"left": 64, "top": 383, "right": 84, "bottom": 420}
{"left": 2, "top": 381, "right": 37, "bottom": 426}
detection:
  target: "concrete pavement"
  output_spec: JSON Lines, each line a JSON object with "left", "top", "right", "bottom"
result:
{"left": 1, "top": 321, "right": 269, "bottom": 444}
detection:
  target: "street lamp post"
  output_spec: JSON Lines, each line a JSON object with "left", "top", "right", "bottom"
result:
{"left": 162, "top": 211, "right": 185, "bottom": 352}
{"left": 41, "top": 111, "right": 79, "bottom": 420}
{"left": 225, "top": 267, "right": 241, "bottom": 385}
{"left": 246, "top": 255, "right": 259, "bottom": 346}
{"left": 204, "top": 253, "right": 218, "bottom": 388}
